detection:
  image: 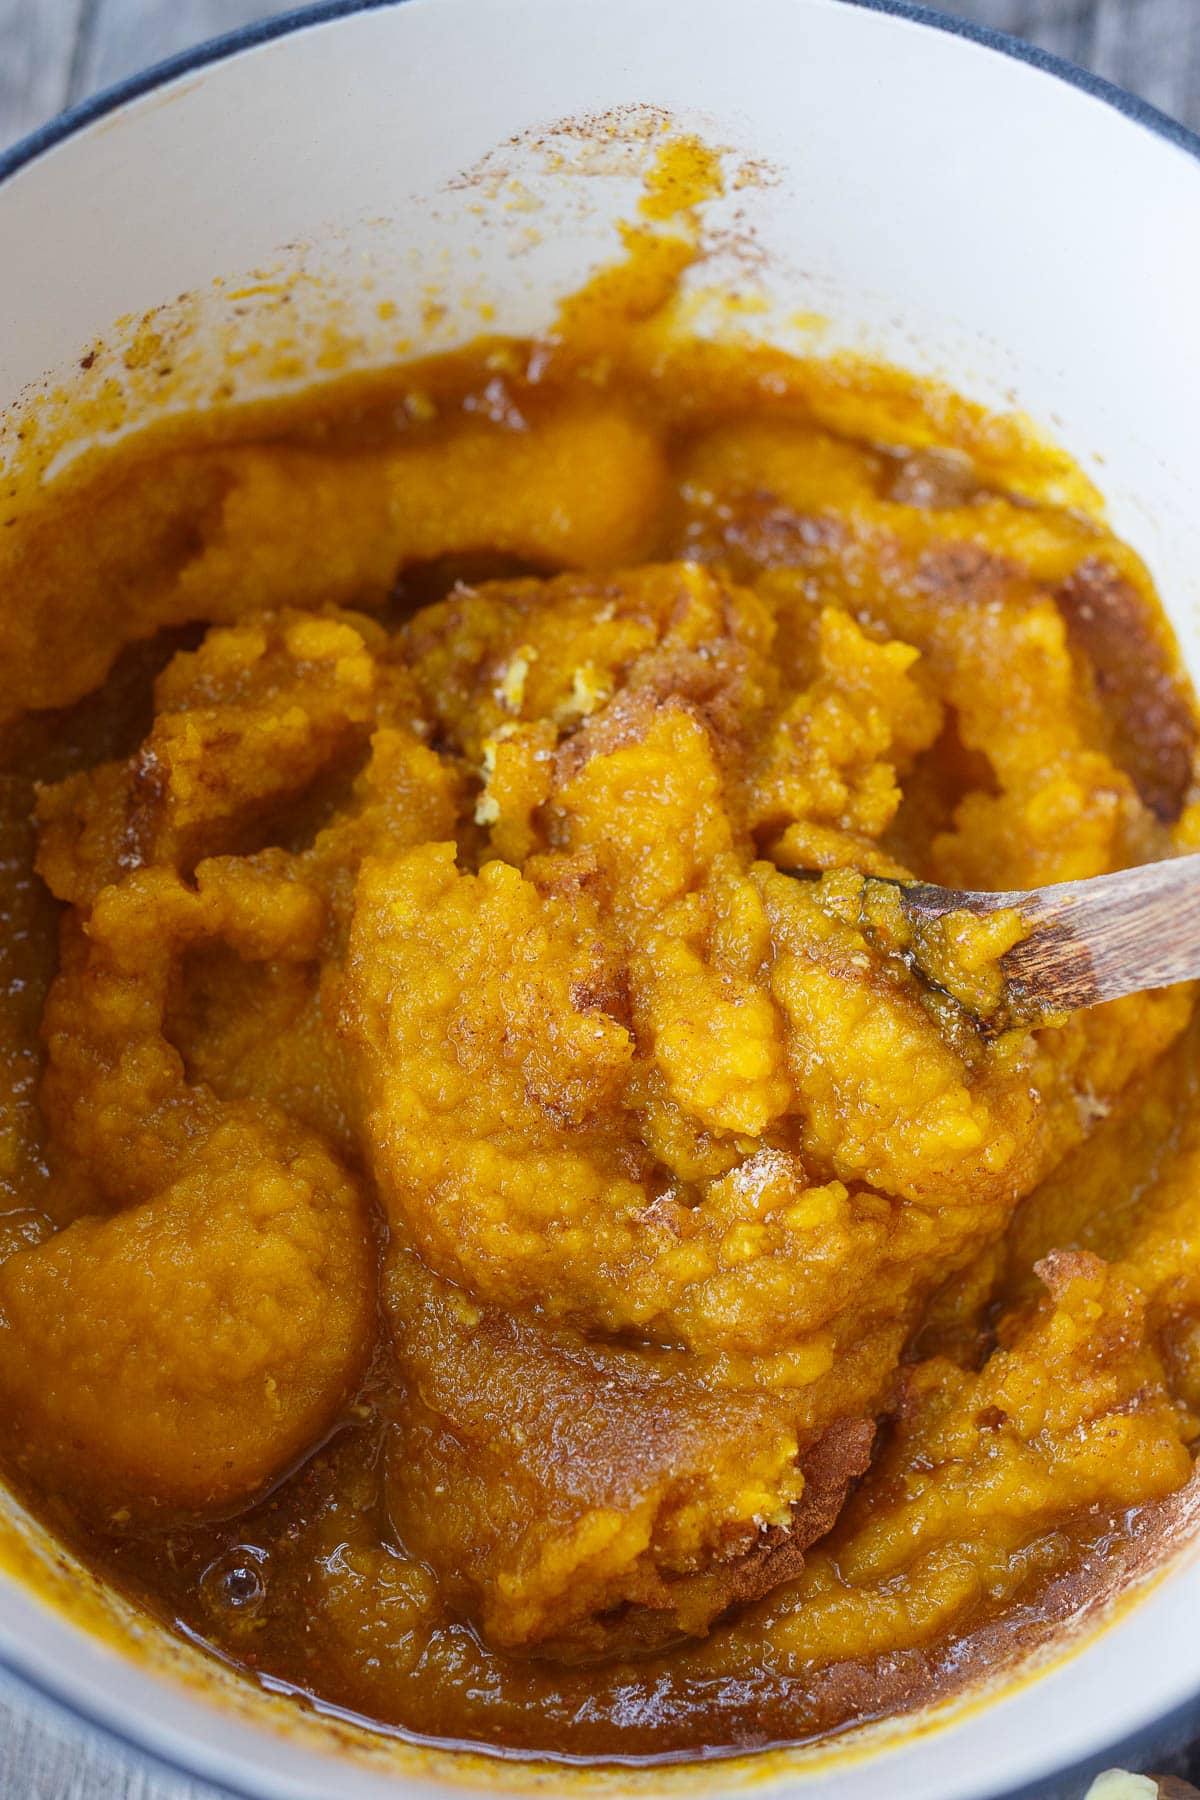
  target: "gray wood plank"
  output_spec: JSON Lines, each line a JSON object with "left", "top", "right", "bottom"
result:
{"left": 1089, "top": 0, "right": 1200, "bottom": 128}
{"left": 69, "top": 0, "right": 307, "bottom": 100}
{"left": 0, "top": 1674, "right": 227, "bottom": 1800}
{"left": 951, "top": 0, "right": 1200, "bottom": 126}
{"left": 0, "top": 0, "right": 85, "bottom": 144}
{"left": 956, "top": 0, "right": 1098, "bottom": 70}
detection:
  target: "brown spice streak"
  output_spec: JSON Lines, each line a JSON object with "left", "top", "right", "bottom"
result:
{"left": 1058, "top": 557, "right": 1197, "bottom": 822}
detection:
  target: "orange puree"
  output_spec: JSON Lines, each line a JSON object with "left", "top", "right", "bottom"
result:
{"left": 0, "top": 140, "right": 1198, "bottom": 1761}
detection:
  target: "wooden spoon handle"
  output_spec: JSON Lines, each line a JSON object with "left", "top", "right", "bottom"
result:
{"left": 901, "top": 853, "right": 1200, "bottom": 1014}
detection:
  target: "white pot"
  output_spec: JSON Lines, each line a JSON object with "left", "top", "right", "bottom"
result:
{"left": 2, "top": 3, "right": 1200, "bottom": 1796}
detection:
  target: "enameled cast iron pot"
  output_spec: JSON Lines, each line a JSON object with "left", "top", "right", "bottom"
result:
{"left": 2, "top": 3, "right": 1200, "bottom": 1795}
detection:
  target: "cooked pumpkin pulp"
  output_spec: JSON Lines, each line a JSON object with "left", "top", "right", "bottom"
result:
{"left": 1, "top": 140, "right": 1199, "bottom": 1761}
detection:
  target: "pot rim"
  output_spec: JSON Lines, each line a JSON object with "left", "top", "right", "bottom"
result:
{"left": 2, "top": 0, "right": 1200, "bottom": 189}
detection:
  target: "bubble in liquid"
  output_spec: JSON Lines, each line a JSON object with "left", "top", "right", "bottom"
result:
{"left": 199, "top": 1544, "right": 270, "bottom": 1618}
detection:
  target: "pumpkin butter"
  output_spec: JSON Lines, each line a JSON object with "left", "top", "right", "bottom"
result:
{"left": 1, "top": 139, "right": 1200, "bottom": 1760}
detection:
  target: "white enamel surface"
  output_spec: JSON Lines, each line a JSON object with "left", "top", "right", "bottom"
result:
{"left": 2, "top": 1, "right": 1200, "bottom": 1796}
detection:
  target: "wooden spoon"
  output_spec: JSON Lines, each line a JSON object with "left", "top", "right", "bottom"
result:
{"left": 786, "top": 855, "right": 1200, "bottom": 1022}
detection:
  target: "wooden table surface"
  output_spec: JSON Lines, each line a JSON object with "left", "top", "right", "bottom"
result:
{"left": 0, "top": 0, "right": 1199, "bottom": 1795}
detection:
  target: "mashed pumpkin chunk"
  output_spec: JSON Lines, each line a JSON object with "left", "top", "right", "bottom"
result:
{"left": 384, "top": 1247, "right": 873, "bottom": 1661}
{"left": 0, "top": 1118, "right": 373, "bottom": 1516}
